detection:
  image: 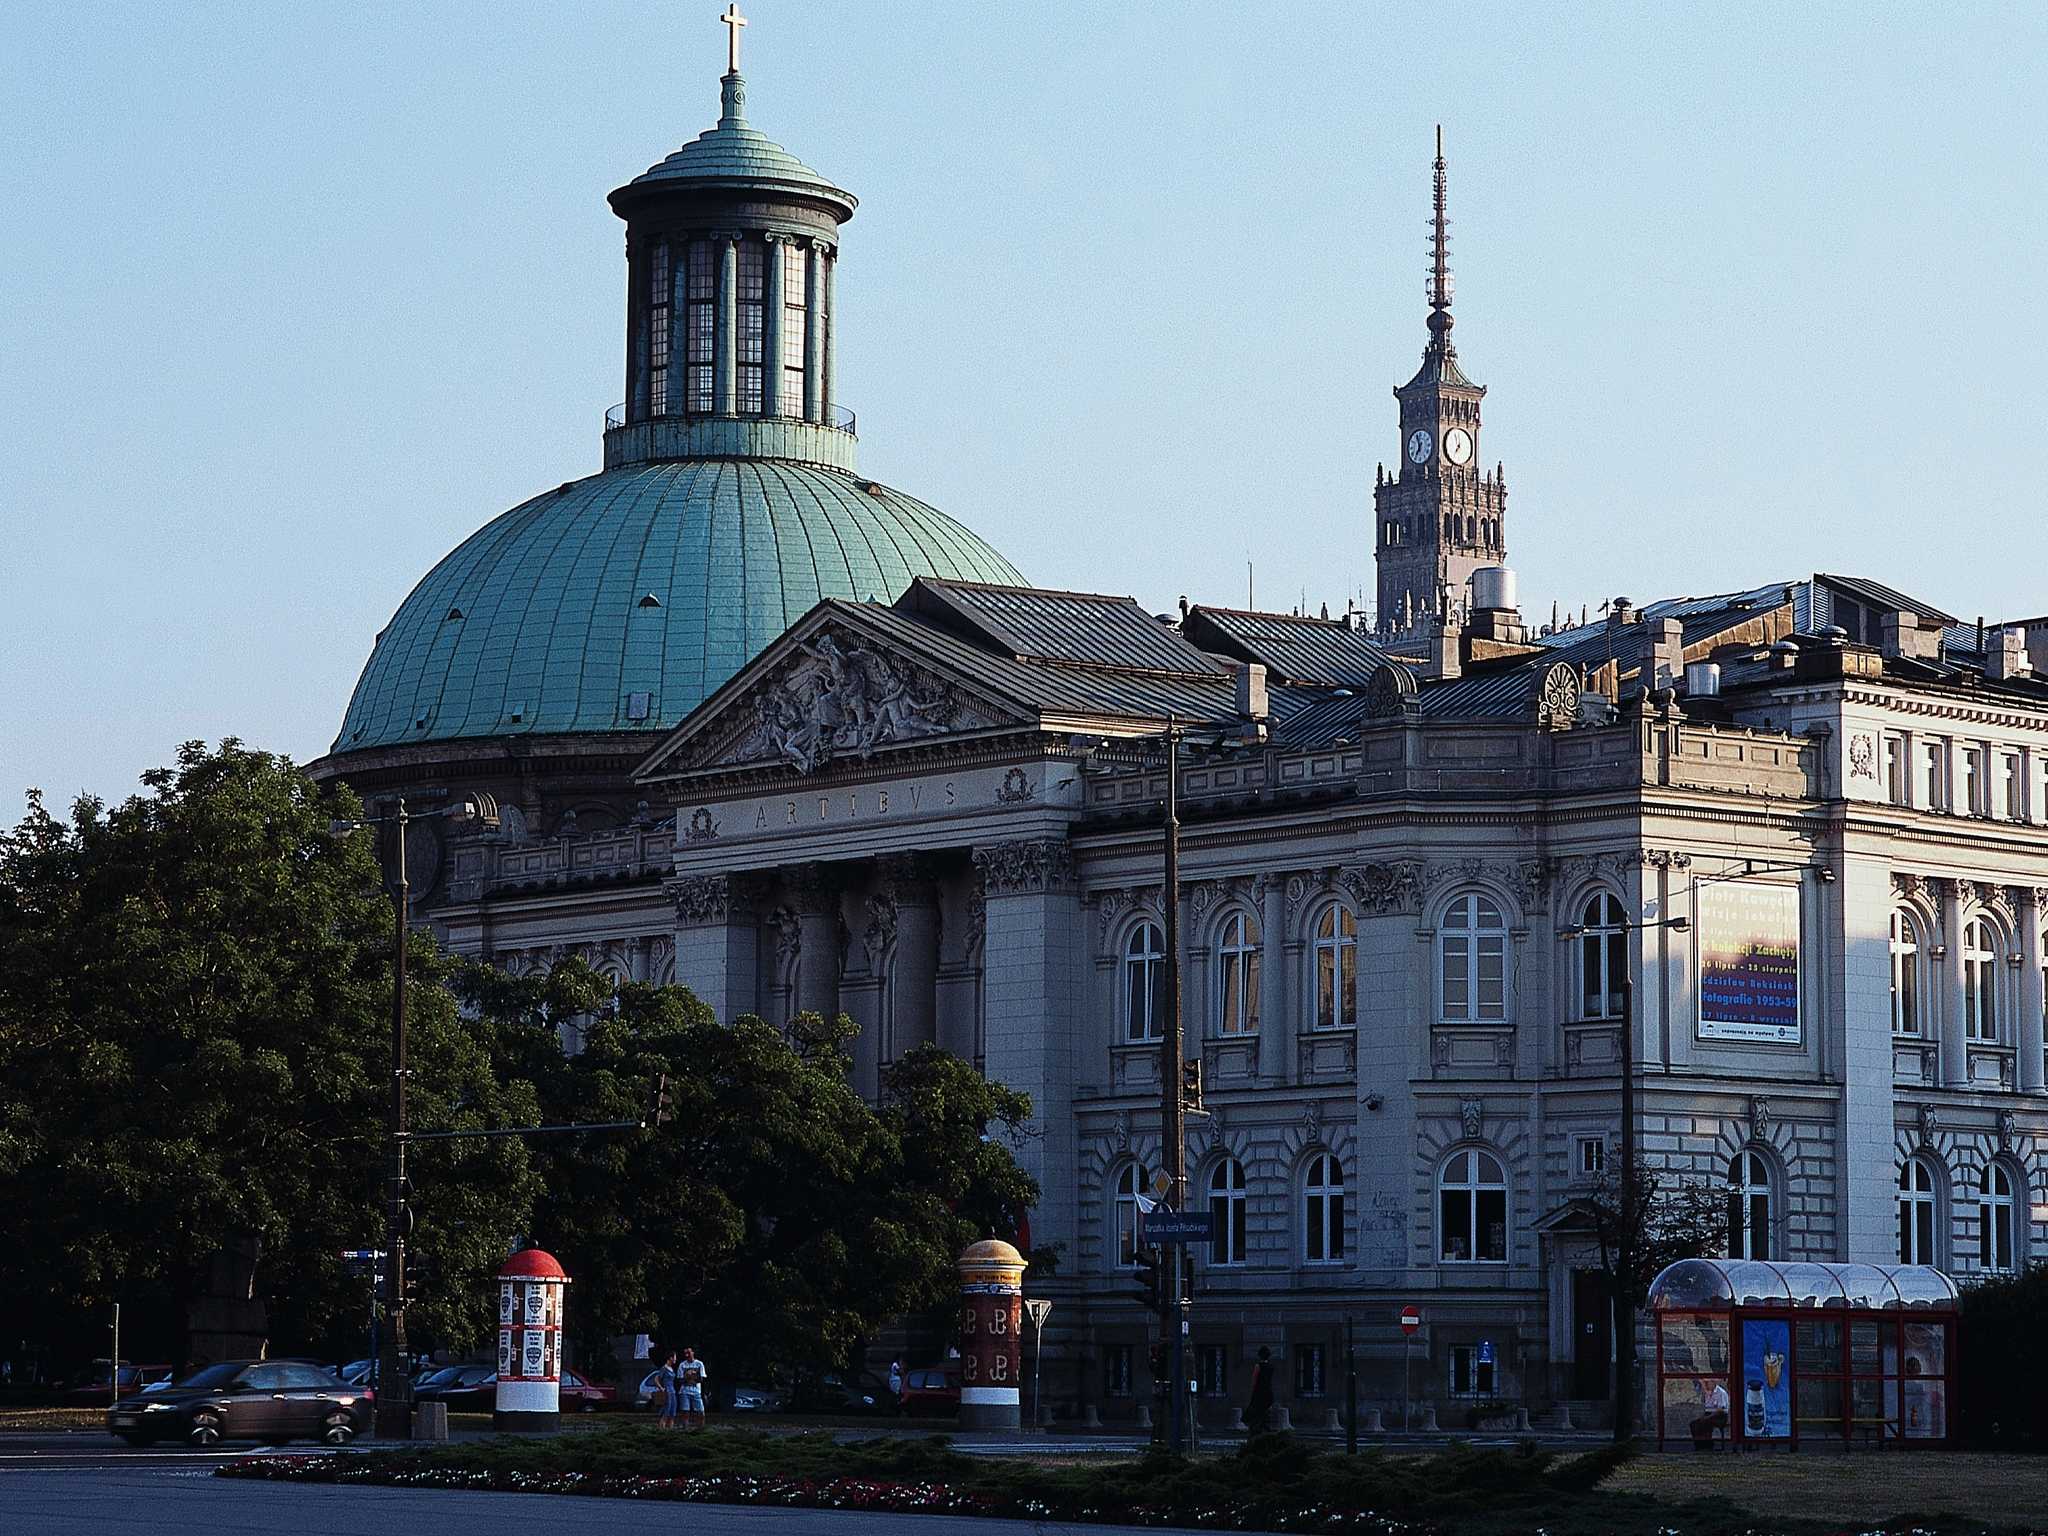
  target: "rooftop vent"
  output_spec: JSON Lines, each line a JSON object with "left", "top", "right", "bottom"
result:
{"left": 625, "top": 691, "right": 653, "bottom": 722}
{"left": 638, "top": 592, "right": 662, "bottom": 609}
{"left": 444, "top": 606, "right": 465, "bottom": 622}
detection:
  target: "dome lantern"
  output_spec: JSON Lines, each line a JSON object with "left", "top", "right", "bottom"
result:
{"left": 604, "top": 6, "right": 858, "bottom": 472}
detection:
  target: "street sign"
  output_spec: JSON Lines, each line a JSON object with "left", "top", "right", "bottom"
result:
{"left": 1399, "top": 1305, "right": 1422, "bottom": 1335}
{"left": 1150, "top": 1169, "right": 1172, "bottom": 1198}
{"left": 1477, "top": 1338, "right": 1494, "bottom": 1365}
{"left": 1025, "top": 1299, "right": 1053, "bottom": 1330}
{"left": 1142, "top": 1210, "right": 1217, "bottom": 1244}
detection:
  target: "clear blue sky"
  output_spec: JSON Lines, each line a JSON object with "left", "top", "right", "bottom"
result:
{"left": 4, "top": 1, "right": 2044, "bottom": 811}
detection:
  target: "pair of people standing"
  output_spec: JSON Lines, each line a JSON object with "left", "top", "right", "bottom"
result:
{"left": 653, "top": 1346, "right": 708, "bottom": 1430}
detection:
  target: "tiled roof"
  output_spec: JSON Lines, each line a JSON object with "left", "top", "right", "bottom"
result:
{"left": 1182, "top": 607, "right": 1391, "bottom": 687}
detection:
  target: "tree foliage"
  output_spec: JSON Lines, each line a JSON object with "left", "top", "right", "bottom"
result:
{"left": 1584, "top": 1154, "right": 1730, "bottom": 1305}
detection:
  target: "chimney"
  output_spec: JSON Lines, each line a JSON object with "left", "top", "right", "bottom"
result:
{"left": 1648, "top": 617, "right": 1684, "bottom": 689}
{"left": 1235, "top": 661, "right": 1269, "bottom": 740}
{"left": 1879, "top": 609, "right": 1938, "bottom": 661}
{"left": 1987, "top": 627, "right": 2032, "bottom": 682}
{"left": 1608, "top": 596, "right": 1636, "bottom": 629}
{"left": 1420, "top": 618, "right": 1463, "bottom": 682}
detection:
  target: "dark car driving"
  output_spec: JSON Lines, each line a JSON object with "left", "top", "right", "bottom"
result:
{"left": 106, "top": 1360, "right": 369, "bottom": 1448}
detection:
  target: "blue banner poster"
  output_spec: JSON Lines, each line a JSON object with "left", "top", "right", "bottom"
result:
{"left": 1696, "top": 881, "right": 1801, "bottom": 1045}
{"left": 1741, "top": 1319, "right": 1791, "bottom": 1439}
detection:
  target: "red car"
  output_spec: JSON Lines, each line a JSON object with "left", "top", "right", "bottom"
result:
{"left": 899, "top": 1366, "right": 960, "bottom": 1415}
{"left": 428, "top": 1365, "right": 618, "bottom": 1413}
{"left": 557, "top": 1367, "right": 617, "bottom": 1411}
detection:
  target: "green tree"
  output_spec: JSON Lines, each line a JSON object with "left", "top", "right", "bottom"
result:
{"left": 0, "top": 741, "right": 541, "bottom": 1367}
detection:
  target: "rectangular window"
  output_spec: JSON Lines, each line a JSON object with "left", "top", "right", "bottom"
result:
{"left": 1963, "top": 746, "right": 1987, "bottom": 815}
{"left": 736, "top": 240, "right": 765, "bottom": 415}
{"left": 1884, "top": 734, "right": 1907, "bottom": 805}
{"left": 2003, "top": 752, "right": 2024, "bottom": 820}
{"left": 1476, "top": 934, "right": 1505, "bottom": 1019}
{"left": 780, "top": 242, "right": 808, "bottom": 417}
{"left": 1449, "top": 1345, "right": 1497, "bottom": 1398}
{"left": 1198, "top": 1345, "right": 1228, "bottom": 1398}
{"left": 685, "top": 242, "right": 715, "bottom": 413}
{"left": 1923, "top": 739, "right": 1948, "bottom": 810}
{"left": 1104, "top": 1345, "right": 1134, "bottom": 1399}
{"left": 1440, "top": 936, "right": 1470, "bottom": 1019}
{"left": 1295, "top": 1345, "right": 1326, "bottom": 1398}
{"left": 1576, "top": 1135, "right": 1606, "bottom": 1178}
{"left": 646, "top": 242, "right": 671, "bottom": 416}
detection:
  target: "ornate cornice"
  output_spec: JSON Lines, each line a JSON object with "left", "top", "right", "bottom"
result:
{"left": 1340, "top": 860, "right": 1423, "bottom": 916}
{"left": 973, "top": 838, "right": 1075, "bottom": 896}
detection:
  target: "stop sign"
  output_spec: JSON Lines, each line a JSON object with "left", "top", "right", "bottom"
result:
{"left": 1399, "top": 1305, "right": 1422, "bottom": 1335}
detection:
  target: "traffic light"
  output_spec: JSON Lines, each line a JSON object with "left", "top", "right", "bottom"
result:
{"left": 650, "top": 1072, "right": 674, "bottom": 1127}
{"left": 1131, "top": 1244, "right": 1165, "bottom": 1315}
{"left": 1181, "top": 1058, "right": 1204, "bottom": 1113}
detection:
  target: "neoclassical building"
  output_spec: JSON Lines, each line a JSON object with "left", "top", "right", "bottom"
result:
{"left": 316, "top": 20, "right": 2048, "bottom": 1427}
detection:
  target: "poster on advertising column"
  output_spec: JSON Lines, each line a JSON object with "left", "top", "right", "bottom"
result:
{"left": 1696, "top": 881, "right": 1801, "bottom": 1045}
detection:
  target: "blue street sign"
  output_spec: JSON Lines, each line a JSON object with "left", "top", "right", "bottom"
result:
{"left": 1142, "top": 1210, "right": 1217, "bottom": 1244}
{"left": 1478, "top": 1339, "right": 1494, "bottom": 1365}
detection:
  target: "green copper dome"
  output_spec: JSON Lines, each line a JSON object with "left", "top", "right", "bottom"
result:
{"left": 611, "top": 73, "right": 855, "bottom": 222}
{"left": 332, "top": 460, "right": 1025, "bottom": 753}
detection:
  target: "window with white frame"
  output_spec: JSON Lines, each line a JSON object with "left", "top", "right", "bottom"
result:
{"left": 1114, "top": 1162, "right": 1149, "bottom": 1267}
{"left": 1963, "top": 745, "right": 1988, "bottom": 815}
{"left": 1726, "top": 1149, "right": 1772, "bottom": 1260}
{"left": 1922, "top": 738, "right": 1949, "bottom": 810}
{"left": 1884, "top": 734, "right": 1907, "bottom": 805}
{"left": 1303, "top": 1154, "right": 1347, "bottom": 1263}
{"left": 735, "top": 239, "right": 766, "bottom": 414}
{"left": 1577, "top": 891, "right": 1626, "bottom": 1020}
{"left": 1890, "top": 910, "right": 1923, "bottom": 1037}
{"left": 1216, "top": 911, "right": 1261, "bottom": 1035}
{"left": 1439, "top": 1148, "right": 1508, "bottom": 1262}
{"left": 684, "top": 241, "right": 715, "bottom": 413}
{"left": 646, "top": 241, "right": 671, "bottom": 415}
{"left": 1295, "top": 1344, "right": 1327, "bottom": 1397}
{"left": 1124, "top": 922, "right": 1165, "bottom": 1043}
{"left": 1575, "top": 1134, "right": 1606, "bottom": 1179}
{"left": 2003, "top": 752, "right": 2025, "bottom": 820}
{"left": 1438, "top": 893, "right": 1507, "bottom": 1022}
{"left": 1312, "top": 905, "right": 1357, "bottom": 1029}
{"left": 1980, "top": 1162, "right": 2018, "bottom": 1272}
{"left": 1963, "top": 916, "right": 2000, "bottom": 1043}
{"left": 779, "top": 241, "right": 809, "bottom": 416}
{"left": 1209, "top": 1159, "right": 1248, "bottom": 1266}
{"left": 1899, "top": 1157, "right": 1939, "bottom": 1265}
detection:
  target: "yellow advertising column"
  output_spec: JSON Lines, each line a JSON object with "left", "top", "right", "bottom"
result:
{"left": 957, "top": 1239, "right": 1025, "bottom": 1429}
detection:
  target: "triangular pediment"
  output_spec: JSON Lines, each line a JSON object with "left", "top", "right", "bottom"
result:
{"left": 635, "top": 602, "right": 1035, "bottom": 782}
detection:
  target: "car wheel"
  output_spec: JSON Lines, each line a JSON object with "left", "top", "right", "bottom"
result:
{"left": 187, "top": 1412, "right": 222, "bottom": 1449}
{"left": 577, "top": 1398, "right": 596, "bottom": 1413}
{"left": 321, "top": 1412, "right": 355, "bottom": 1446}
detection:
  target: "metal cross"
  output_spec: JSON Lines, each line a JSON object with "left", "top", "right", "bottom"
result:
{"left": 721, "top": 3, "right": 747, "bottom": 72}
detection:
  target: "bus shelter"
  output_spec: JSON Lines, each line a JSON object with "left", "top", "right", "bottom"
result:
{"left": 1648, "top": 1259, "right": 1958, "bottom": 1449}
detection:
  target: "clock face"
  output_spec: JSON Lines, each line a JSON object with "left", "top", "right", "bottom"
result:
{"left": 1443, "top": 427, "right": 1474, "bottom": 465}
{"left": 1407, "top": 428, "right": 1434, "bottom": 465}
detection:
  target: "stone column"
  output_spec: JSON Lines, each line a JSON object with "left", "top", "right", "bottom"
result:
{"left": 973, "top": 837, "right": 1083, "bottom": 1257}
{"left": 1939, "top": 880, "right": 1968, "bottom": 1089}
{"left": 1259, "top": 874, "right": 1286, "bottom": 1085}
{"left": 820, "top": 250, "right": 835, "bottom": 421}
{"left": 762, "top": 231, "right": 787, "bottom": 419}
{"left": 669, "top": 247, "right": 688, "bottom": 416}
{"left": 884, "top": 854, "right": 941, "bottom": 1058}
{"left": 790, "top": 863, "right": 843, "bottom": 1022}
{"left": 803, "top": 241, "right": 827, "bottom": 422}
{"left": 2018, "top": 886, "right": 2046, "bottom": 1094}
{"left": 714, "top": 232, "right": 738, "bottom": 418}
{"left": 668, "top": 873, "right": 760, "bottom": 1024}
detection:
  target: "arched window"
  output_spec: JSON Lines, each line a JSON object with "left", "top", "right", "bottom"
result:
{"left": 1124, "top": 922, "right": 1165, "bottom": 1043}
{"left": 1963, "top": 917, "right": 2000, "bottom": 1043}
{"left": 1727, "top": 1150, "right": 1772, "bottom": 1260}
{"left": 1312, "top": 905, "right": 1357, "bottom": 1030}
{"left": 1216, "top": 911, "right": 1261, "bottom": 1036}
{"left": 1899, "top": 1157, "right": 1939, "bottom": 1265}
{"left": 1889, "top": 910, "right": 1922, "bottom": 1038}
{"left": 1438, "top": 893, "right": 1507, "bottom": 1022}
{"left": 1114, "top": 1162, "right": 1150, "bottom": 1268}
{"left": 1980, "top": 1162, "right": 2018, "bottom": 1272}
{"left": 1578, "top": 892, "right": 1626, "bottom": 1020}
{"left": 1209, "top": 1160, "right": 1248, "bottom": 1266}
{"left": 1439, "top": 1149, "right": 1508, "bottom": 1262}
{"left": 1303, "top": 1154, "right": 1346, "bottom": 1264}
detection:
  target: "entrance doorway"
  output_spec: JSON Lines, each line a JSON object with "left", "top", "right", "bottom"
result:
{"left": 1572, "top": 1269, "right": 1612, "bottom": 1400}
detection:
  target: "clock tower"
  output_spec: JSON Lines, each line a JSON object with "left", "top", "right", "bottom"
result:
{"left": 1373, "top": 129, "right": 1507, "bottom": 634}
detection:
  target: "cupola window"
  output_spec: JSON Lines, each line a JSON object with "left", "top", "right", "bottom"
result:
{"left": 780, "top": 241, "right": 809, "bottom": 419}
{"left": 685, "top": 241, "right": 716, "bottom": 414}
{"left": 647, "top": 241, "right": 672, "bottom": 415}
{"left": 736, "top": 240, "right": 766, "bottom": 414}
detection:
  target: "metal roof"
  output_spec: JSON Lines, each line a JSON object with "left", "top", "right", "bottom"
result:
{"left": 613, "top": 74, "right": 855, "bottom": 220}
{"left": 1183, "top": 607, "right": 1391, "bottom": 687}
{"left": 332, "top": 460, "right": 1024, "bottom": 754}
{"left": 1815, "top": 573, "right": 1958, "bottom": 627}
{"left": 898, "top": 581, "right": 1226, "bottom": 679}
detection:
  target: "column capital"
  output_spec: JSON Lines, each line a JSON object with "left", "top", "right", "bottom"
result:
{"left": 761, "top": 228, "right": 799, "bottom": 247}
{"left": 787, "top": 861, "right": 841, "bottom": 915}
{"left": 877, "top": 852, "right": 940, "bottom": 904}
{"left": 972, "top": 838, "right": 1075, "bottom": 896}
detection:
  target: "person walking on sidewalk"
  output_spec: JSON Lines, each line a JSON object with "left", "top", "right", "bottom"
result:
{"left": 677, "top": 1346, "right": 708, "bottom": 1431}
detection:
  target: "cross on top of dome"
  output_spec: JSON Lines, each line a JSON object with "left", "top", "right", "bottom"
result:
{"left": 721, "top": 3, "right": 746, "bottom": 74}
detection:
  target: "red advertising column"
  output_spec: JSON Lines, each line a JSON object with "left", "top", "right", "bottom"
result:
{"left": 957, "top": 1239, "right": 1025, "bottom": 1429}
{"left": 494, "top": 1247, "right": 569, "bottom": 1432}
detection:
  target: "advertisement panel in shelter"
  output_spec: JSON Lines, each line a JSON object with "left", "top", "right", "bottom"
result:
{"left": 1741, "top": 1319, "right": 1791, "bottom": 1439}
{"left": 1696, "top": 881, "right": 1800, "bottom": 1044}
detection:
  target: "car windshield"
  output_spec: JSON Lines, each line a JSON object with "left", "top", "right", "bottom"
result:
{"left": 417, "top": 1367, "right": 462, "bottom": 1387}
{"left": 175, "top": 1363, "right": 245, "bottom": 1390}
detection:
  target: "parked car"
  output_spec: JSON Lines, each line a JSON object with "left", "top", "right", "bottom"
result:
{"left": 66, "top": 1360, "right": 174, "bottom": 1404}
{"left": 784, "top": 1369, "right": 887, "bottom": 1415}
{"left": 105, "top": 1360, "right": 368, "bottom": 1448}
{"left": 558, "top": 1367, "right": 618, "bottom": 1412}
{"left": 725, "top": 1381, "right": 785, "bottom": 1413}
{"left": 899, "top": 1366, "right": 960, "bottom": 1416}
{"left": 413, "top": 1364, "right": 496, "bottom": 1411}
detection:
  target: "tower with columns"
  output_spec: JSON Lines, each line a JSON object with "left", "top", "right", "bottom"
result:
{"left": 1373, "top": 129, "right": 1509, "bottom": 634}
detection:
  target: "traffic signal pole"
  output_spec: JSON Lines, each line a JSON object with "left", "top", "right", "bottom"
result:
{"left": 377, "top": 801, "right": 414, "bottom": 1441}
{"left": 1159, "top": 724, "right": 1188, "bottom": 1455}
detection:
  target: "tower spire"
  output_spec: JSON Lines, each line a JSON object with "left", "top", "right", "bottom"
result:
{"left": 1428, "top": 125, "right": 1454, "bottom": 350}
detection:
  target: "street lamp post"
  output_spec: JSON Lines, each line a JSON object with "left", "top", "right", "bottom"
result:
{"left": 1159, "top": 723, "right": 1188, "bottom": 1456}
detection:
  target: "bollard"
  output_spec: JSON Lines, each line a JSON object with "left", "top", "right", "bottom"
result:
{"left": 1417, "top": 1403, "right": 1439, "bottom": 1432}
{"left": 1270, "top": 1405, "right": 1293, "bottom": 1431}
{"left": 1081, "top": 1404, "right": 1101, "bottom": 1429}
{"left": 1361, "top": 1406, "right": 1384, "bottom": 1433}
{"left": 1552, "top": 1402, "right": 1574, "bottom": 1430}
{"left": 411, "top": 1401, "right": 449, "bottom": 1442}
{"left": 1323, "top": 1408, "right": 1342, "bottom": 1433}
{"left": 1135, "top": 1402, "right": 1152, "bottom": 1429}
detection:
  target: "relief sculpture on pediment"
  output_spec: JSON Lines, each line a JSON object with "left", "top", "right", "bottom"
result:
{"left": 734, "top": 629, "right": 973, "bottom": 773}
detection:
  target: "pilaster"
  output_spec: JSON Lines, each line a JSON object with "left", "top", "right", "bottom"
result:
{"left": 821, "top": 250, "right": 835, "bottom": 420}
{"left": 714, "top": 231, "right": 738, "bottom": 417}
{"left": 788, "top": 862, "right": 843, "bottom": 1022}
{"left": 2018, "top": 886, "right": 2045, "bottom": 1095}
{"left": 668, "top": 872, "right": 761, "bottom": 1023}
{"left": 762, "top": 231, "right": 788, "bottom": 419}
{"left": 803, "top": 240, "right": 827, "bottom": 422}
{"left": 1834, "top": 851, "right": 1897, "bottom": 1261}
{"left": 1258, "top": 874, "right": 1286, "bottom": 1085}
{"left": 1937, "top": 880, "right": 1968, "bottom": 1089}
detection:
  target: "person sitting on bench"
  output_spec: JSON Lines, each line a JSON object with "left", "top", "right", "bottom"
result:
{"left": 1690, "top": 1380, "right": 1730, "bottom": 1450}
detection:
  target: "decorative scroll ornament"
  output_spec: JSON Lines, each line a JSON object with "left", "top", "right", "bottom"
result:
{"left": 996, "top": 766, "right": 1037, "bottom": 805}
{"left": 1848, "top": 733, "right": 1878, "bottom": 781}
{"left": 736, "top": 628, "right": 970, "bottom": 773}
{"left": 1999, "top": 1109, "right": 2017, "bottom": 1151}
{"left": 973, "top": 838, "right": 1075, "bottom": 895}
{"left": 1112, "top": 1110, "right": 1130, "bottom": 1151}
{"left": 684, "top": 806, "right": 720, "bottom": 844}
{"left": 1096, "top": 888, "right": 1132, "bottom": 949}
{"left": 667, "top": 873, "right": 730, "bottom": 927}
{"left": 1301, "top": 1099, "right": 1324, "bottom": 1136}
{"left": 1460, "top": 1099, "right": 1484, "bottom": 1141}
{"left": 1536, "top": 662, "right": 1582, "bottom": 729}
{"left": 1749, "top": 1095, "right": 1772, "bottom": 1139}
{"left": 1514, "top": 858, "right": 1553, "bottom": 916}
{"left": 1365, "top": 661, "right": 1419, "bottom": 719}
{"left": 1341, "top": 860, "right": 1424, "bottom": 916}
